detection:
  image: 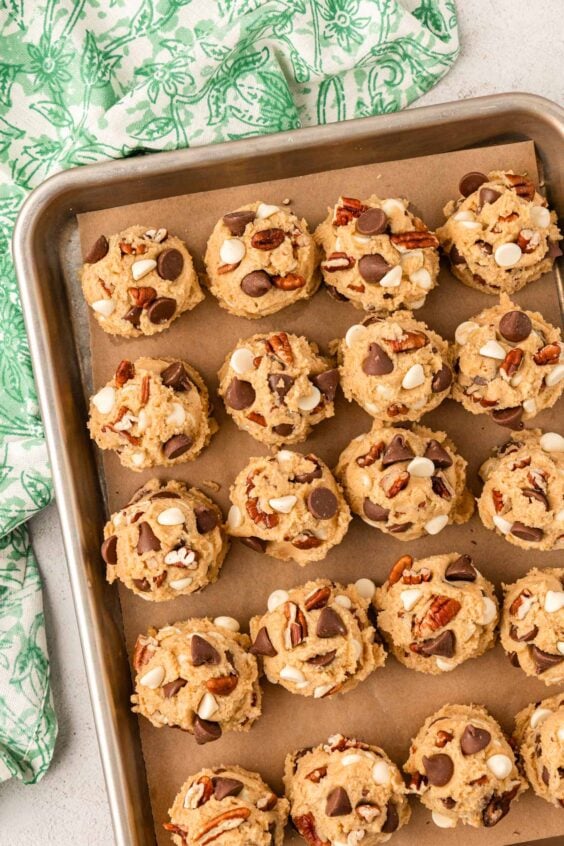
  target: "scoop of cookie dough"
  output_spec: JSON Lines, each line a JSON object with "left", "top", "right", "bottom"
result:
{"left": 478, "top": 429, "right": 564, "bottom": 551}
{"left": 88, "top": 357, "right": 217, "bottom": 471}
{"left": 204, "top": 201, "right": 319, "bottom": 318}
{"left": 218, "top": 331, "right": 338, "bottom": 446}
{"left": 338, "top": 313, "right": 451, "bottom": 422}
{"left": 314, "top": 194, "right": 439, "bottom": 313}
{"left": 249, "top": 579, "right": 385, "bottom": 699}
{"left": 285, "top": 734, "right": 410, "bottom": 844}
{"left": 336, "top": 424, "right": 474, "bottom": 541}
{"left": 374, "top": 552, "right": 498, "bottom": 674}
{"left": 451, "top": 294, "right": 563, "bottom": 428}
{"left": 165, "top": 765, "right": 289, "bottom": 846}
{"left": 101, "top": 479, "right": 228, "bottom": 601}
{"left": 437, "top": 169, "right": 562, "bottom": 295}
{"left": 404, "top": 703, "right": 526, "bottom": 829}
{"left": 131, "top": 618, "right": 261, "bottom": 743}
{"left": 514, "top": 695, "right": 564, "bottom": 808}
{"left": 227, "top": 451, "right": 350, "bottom": 564}
{"left": 81, "top": 225, "right": 203, "bottom": 337}
{"left": 500, "top": 567, "right": 564, "bottom": 684}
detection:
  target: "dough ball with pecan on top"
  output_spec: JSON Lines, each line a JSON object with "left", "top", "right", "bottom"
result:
{"left": 81, "top": 225, "right": 203, "bottom": 337}
{"left": 314, "top": 194, "right": 439, "bottom": 312}
{"left": 205, "top": 201, "right": 319, "bottom": 318}
{"left": 514, "top": 695, "right": 564, "bottom": 808}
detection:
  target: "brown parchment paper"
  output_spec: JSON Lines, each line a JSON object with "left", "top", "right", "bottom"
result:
{"left": 78, "top": 140, "right": 564, "bottom": 846}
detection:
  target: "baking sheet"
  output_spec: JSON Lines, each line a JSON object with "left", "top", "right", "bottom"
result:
{"left": 78, "top": 140, "right": 563, "bottom": 845}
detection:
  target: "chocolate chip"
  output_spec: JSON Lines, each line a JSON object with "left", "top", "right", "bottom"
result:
{"left": 150, "top": 491, "right": 181, "bottom": 500}
{"left": 460, "top": 724, "right": 491, "bottom": 755}
{"left": 509, "top": 623, "right": 538, "bottom": 642}
{"left": 312, "top": 369, "right": 339, "bottom": 401}
{"left": 442, "top": 797, "right": 457, "bottom": 810}
{"left": 225, "top": 378, "right": 256, "bottom": 410}
{"left": 123, "top": 306, "right": 142, "bottom": 327}
{"left": 163, "top": 434, "right": 193, "bottom": 459}
{"left": 450, "top": 244, "right": 466, "bottom": 265}
{"left": 316, "top": 607, "right": 346, "bottom": 638}
{"left": 132, "top": 577, "right": 151, "bottom": 591}
{"left": 212, "top": 777, "right": 243, "bottom": 800}
{"left": 422, "top": 753, "right": 454, "bottom": 787}
{"left": 431, "top": 364, "right": 452, "bottom": 393}
{"left": 381, "top": 802, "right": 399, "bottom": 833}
{"left": 522, "top": 488, "right": 549, "bottom": 509}
{"left": 307, "top": 650, "right": 336, "bottom": 667}
{"left": 363, "top": 499, "right": 389, "bottom": 522}
{"left": 223, "top": 210, "right": 255, "bottom": 236}
{"left": 240, "top": 270, "right": 272, "bottom": 297}
{"left": 479, "top": 187, "right": 502, "bottom": 206}
{"left": 444, "top": 555, "right": 476, "bottom": 582}
{"left": 293, "top": 459, "right": 322, "bottom": 484}
{"left": 542, "top": 767, "right": 550, "bottom": 786}
{"left": 382, "top": 434, "right": 414, "bottom": 466}
{"left": 193, "top": 717, "right": 221, "bottom": 745}
{"left": 418, "top": 630, "right": 455, "bottom": 658}
{"left": 162, "top": 678, "right": 187, "bottom": 698}
{"left": 85, "top": 235, "right": 109, "bottom": 263}
{"left": 326, "top": 283, "right": 349, "bottom": 302}
{"left": 423, "top": 439, "right": 453, "bottom": 469}
{"left": 362, "top": 342, "right": 394, "bottom": 376}
{"left": 240, "top": 536, "right": 267, "bottom": 553}
{"left": 136, "top": 522, "right": 161, "bottom": 554}
{"left": 508, "top": 651, "right": 520, "bottom": 667}
{"left": 161, "top": 361, "right": 192, "bottom": 392}
{"left": 491, "top": 406, "right": 524, "bottom": 430}
{"left": 268, "top": 373, "right": 294, "bottom": 399}
{"left": 272, "top": 423, "right": 293, "bottom": 437}
{"left": 356, "top": 207, "right": 387, "bottom": 236}
{"left": 388, "top": 521, "right": 412, "bottom": 533}
{"left": 476, "top": 240, "right": 493, "bottom": 255}
{"left": 358, "top": 253, "right": 390, "bottom": 283}
{"left": 250, "top": 626, "right": 277, "bottom": 657}
{"left": 459, "top": 171, "right": 488, "bottom": 196}
{"left": 482, "top": 786, "right": 519, "bottom": 827}
{"left": 510, "top": 522, "right": 543, "bottom": 543}
{"left": 307, "top": 487, "right": 338, "bottom": 520}
{"left": 101, "top": 535, "right": 117, "bottom": 565}
{"left": 548, "top": 240, "right": 563, "bottom": 259}
{"left": 499, "top": 310, "right": 532, "bottom": 343}
{"left": 157, "top": 248, "right": 183, "bottom": 280}
{"left": 326, "top": 786, "right": 351, "bottom": 817}
{"left": 530, "top": 644, "right": 564, "bottom": 673}
{"left": 191, "top": 634, "right": 220, "bottom": 666}
{"left": 147, "top": 296, "right": 176, "bottom": 324}
{"left": 195, "top": 505, "right": 218, "bottom": 534}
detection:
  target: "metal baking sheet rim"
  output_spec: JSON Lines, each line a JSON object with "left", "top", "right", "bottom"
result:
{"left": 13, "top": 93, "right": 564, "bottom": 846}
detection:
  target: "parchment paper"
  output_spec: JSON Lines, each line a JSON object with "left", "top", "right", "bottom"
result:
{"left": 78, "top": 140, "right": 563, "bottom": 845}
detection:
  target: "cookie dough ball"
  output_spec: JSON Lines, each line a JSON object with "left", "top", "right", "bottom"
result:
{"left": 131, "top": 618, "right": 261, "bottom": 743}
{"left": 218, "top": 331, "right": 338, "bottom": 446}
{"left": 478, "top": 430, "right": 564, "bottom": 551}
{"left": 249, "top": 580, "right": 385, "bottom": 699}
{"left": 88, "top": 357, "right": 217, "bottom": 471}
{"left": 514, "top": 695, "right": 564, "bottom": 808}
{"left": 285, "top": 734, "right": 410, "bottom": 844}
{"left": 226, "top": 451, "right": 351, "bottom": 564}
{"left": 336, "top": 424, "right": 474, "bottom": 541}
{"left": 451, "top": 294, "right": 563, "bottom": 428}
{"left": 314, "top": 194, "right": 439, "bottom": 313}
{"left": 339, "top": 313, "right": 451, "bottom": 422}
{"left": 404, "top": 703, "right": 526, "bottom": 829}
{"left": 500, "top": 568, "right": 564, "bottom": 683}
{"left": 101, "top": 479, "right": 228, "bottom": 601}
{"left": 205, "top": 201, "right": 319, "bottom": 319}
{"left": 437, "top": 169, "right": 562, "bottom": 295}
{"left": 165, "top": 765, "right": 289, "bottom": 846}
{"left": 374, "top": 553, "right": 498, "bottom": 674}
{"left": 81, "top": 225, "right": 203, "bottom": 337}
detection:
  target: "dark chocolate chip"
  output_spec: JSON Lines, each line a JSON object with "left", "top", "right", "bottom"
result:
{"left": 542, "top": 767, "right": 550, "bottom": 786}
{"left": 423, "top": 439, "right": 453, "bottom": 469}
{"left": 225, "top": 378, "right": 256, "bottom": 410}
{"left": 510, "top": 522, "right": 543, "bottom": 543}
{"left": 293, "top": 459, "right": 322, "bottom": 484}
{"left": 358, "top": 253, "right": 390, "bottom": 283}
{"left": 240, "top": 536, "right": 267, "bottom": 553}
{"left": 508, "top": 651, "right": 520, "bottom": 668}
{"left": 250, "top": 626, "right": 277, "bottom": 657}
{"left": 150, "top": 491, "right": 181, "bottom": 500}
{"left": 431, "top": 364, "right": 452, "bottom": 393}
{"left": 509, "top": 623, "right": 538, "bottom": 642}
{"left": 356, "top": 207, "right": 388, "bottom": 236}
{"left": 522, "top": 488, "right": 549, "bottom": 509}
{"left": 459, "top": 171, "right": 488, "bottom": 197}
{"left": 240, "top": 270, "right": 272, "bottom": 297}
{"left": 530, "top": 645, "right": 564, "bottom": 673}
{"left": 422, "top": 753, "right": 454, "bottom": 787}
{"left": 326, "top": 283, "right": 349, "bottom": 302}
{"left": 388, "top": 521, "right": 412, "bottom": 533}
{"left": 444, "top": 554, "right": 476, "bottom": 582}
{"left": 268, "top": 373, "right": 294, "bottom": 399}
{"left": 482, "top": 785, "right": 519, "bottom": 827}
{"left": 491, "top": 406, "right": 524, "bottom": 430}
{"left": 85, "top": 235, "right": 109, "bottom": 263}
{"left": 418, "top": 630, "right": 455, "bottom": 658}
{"left": 476, "top": 240, "right": 493, "bottom": 255}
{"left": 162, "top": 678, "right": 187, "bottom": 698}
{"left": 195, "top": 505, "right": 218, "bottom": 534}
{"left": 212, "top": 777, "right": 243, "bottom": 800}
{"left": 450, "top": 244, "right": 466, "bottom": 265}
{"left": 316, "top": 607, "right": 347, "bottom": 638}
{"left": 161, "top": 361, "right": 193, "bottom": 392}
{"left": 307, "top": 487, "right": 338, "bottom": 520}
{"left": 307, "top": 650, "right": 336, "bottom": 667}
{"left": 191, "top": 634, "right": 220, "bottom": 666}
{"left": 132, "top": 577, "right": 151, "bottom": 591}
{"left": 101, "top": 535, "right": 117, "bottom": 565}
{"left": 460, "top": 724, "right": 491, "bottom": 755}
{"left": 223, "top": 210, "right": 255, "bottom": 236}
{"left": 193, "top": 717, "right": 221, "bottom": 745}
{"left": 136, "top": 522, "right": 161, "bottom": 554}
{"left": 362, "top": 342, "right": 394, "bottom": 376}
{"left": 499, "top": 310, "right": 532, "bottom": 343}
{"left": 157, "top": 248, "right": 183, "bottom": 280}
{"left": 382, "top": 434, "right": 414, "bottom": 466}
{"left": 272, "top": 423, "right": 293, "bottom": 437}
{"left": 123, "top": 306, "right": 142, "bottom": 328}
{"left": 479, "top": 187, "right": 502, "bottom": 206}
{"left": 442, "top": 797, "right": 457, "bottom": 810}
{"left": 363, "top": 499, "right": 389, "bottom": 522}
{"left": 163, "top": 434, "right": 193, "bottom": 460}
{"left": 312, "top": 369, "right": 339, "bottom": 401}
{"left": 326, "top": 786, "right": 352, "bottom": 817}
{"left": 381, "top": 802, "right": 399, "bottom": 833}
{"left": 147, "top": 296, "right": 176, "bottom": 324}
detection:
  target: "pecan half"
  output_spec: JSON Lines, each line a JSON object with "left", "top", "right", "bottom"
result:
{"left": 272, "top": 272, "right": 306, "bottom": 290}
{"left": 390, "top": 230, "right": 439, "bottom": 249}
{"left": 292, "top": 532, "right": 323, "bottom": 550}
{"left": 305, "top": 586, "right": 332, "bottom": 611}
{"left": 128, "top": 286, "right": 157, "bottom": 307}
{"left": 267, "top": 331, "right": 294, "bottom": 365}
{"left": 388, "top": 554, "right": 413, "bottom": 587}
{"left": 356, "top": 441, "right": 384, "bottom": 467}
{"left": 115, "top": 359, "right": 135, "bottom": 387}
{"left": 196, "top": 808, "right": 251, "bottom": 844}
{"left": 246, "top": 498, "right": 279, "bottom": 529}
{"left": 505, "top": 173, "right": 536, "bottom": 200}
{"left": 499, "top": 348, "right": 523, "bottom": 378}
{"left": 415, "top": 595, "right": 461, "bottom": 636}
{"left": 206, "top": 675, "right": 238, "bottom": 696}
{"left": 533, "top": 343, "right": 560, "bottom": 365}
{"left": 251, "top": 228, "right": 285, "bottom": 250}
{"left": 382, "top": 470, "right": 410, "bottom": 498}
{"left": 293, "top": 812, "right": 329, "bottom": 846}
{"left": 321, "top": 251, "right": 355, "bottom": 272}
{"left": 387, "top": 331, "right": 429, "bottom": 353}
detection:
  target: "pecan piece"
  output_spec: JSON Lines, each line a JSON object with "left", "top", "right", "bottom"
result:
{"left": 390, "top": 230, "right": 439, "bottom": 249}
{"left": 140, "top": 374, "right": 150, "bottom": 406}
{"left": 246, "top": 411, "right": 266, "bottom": 426}
{"left": 115, "top": 359, "right": 135, "bottom": 387}
{"left": 133, "top": 634, "right": 156, "bottom": 672}
{"left": 517, "top": 228, "right": 541, "bottom": 253}
{"left": 387, "top": 331, "right": 429, "bottom": 353}
{"left": 505, "top": 173, "right": 536, "bottom": 200}
{"left": 267, "top": 331, "right": 294, "bottom": 365}
{"left": 498, "top": 211, "right": 519, "bottom": 223}
{"left": 387, "top": 403, "right": 409, "bottom": 417}
{"left": 436, "top": 730, "right": 454, "bottom": 748}
{"left": 272, "top": 272, "right": 306, "bottom": 290}
{"left": 217, "top": 262, "right": 240, "bottom": 274}
{"left": 305, "top": 586, "right": 331, "bottom": 611}
{"left": 120, "top": 240, "right": 147, "bottom": 255}
{"left": 284, "top": 602, "right": 308, "bottom": 647}
{"left": 293, "top": 812, "right": 329, "bottom": 846}
{"left": 431, "top": 474, "right": 452, "bottom": 500}
{"left": 533, "top": 343, "right": 560, "bottom": 365}
{"left": 499, "top": 348, "right": 523, "bottom": 378}
{"left": 246, "top": 498, "right": 279, "bottom": 529}
{"left": 321, "top": 251, "right": 355, "bottom": 272}
{"left": 415, "top": 595, "right": 461, "bottom": 636}
{"left": 128, "top": 286, "right": 157, "bottom": 307}
{"left": 492, "top": 490, "right": 504, "bottom": 513}
{"left": 251, "top": 228, "right": 285, "bottom": 250}
{"left": 305, "top": 766, "right": 327, "bottom": 783}
{"left": 509, "top": 590, "right": 531, "bottom": 616}
{"left": 356, "top": 441, "right": 384, "bottom": 467}
{"left": 333, "top": 197, "right": 368, "bottom": 227}
{"left": 382, "top": 470, "right": 410, "bottom": 498}
{"left": 292, "top": 532, "right": 323, "bottom": 550}
{"left": 196, "top": 808, "right": 251, "bottom": 844}
{"left": 206, "top": 675, "right": 238, "bottom": 696}
{"left": 99, "top": 278, "right": 112, "bottom": 297}
{"left": 388, "top": 554, "right": 413, "bottom": 587}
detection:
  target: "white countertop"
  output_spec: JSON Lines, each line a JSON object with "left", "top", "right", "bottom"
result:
{"left": 1, "top": 3, "right": 562, "bottom": 843}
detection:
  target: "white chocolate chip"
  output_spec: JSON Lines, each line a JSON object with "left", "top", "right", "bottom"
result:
{"left": 364, "top": 402, "right": 382, "bottom": 415}
{"left": 400, "top": 588, "right": 422, "bottom": 611}
{"left": 166, "top": 402, "right": 186, "bottom": 427}
{"left": 342, "top": 753, "right": 363, "bottom": 766}
{"left": 557, "top": 510, "right": 564, "bottom": 522}
{"left": 268, "top": 589, "right": 289, "bottom": 612}
{"left": 157, "top": 507, "right": 184, "bottom": 526}
{"left": 213, "top": 616, "right": 240, "bottom": 632}
{"left": 334, "top": 594, "right": 352, "bottom": 609}
{"left": 453, "top": 210, "right": 475, "bottom": 222}
{"left": 410, "top": 297, "right": 426, "bottom": 309}
{"left": 280, "top": 665, "right": 305, "bottom": 684}
{"left": 354, "top": 578, "right": 376, "bottom": 600}
{"left": 516, "top": 595, "right": 535, "bottom": 620}
{"left": 169, "top": 576, "right": 193, "bottom": 590}
{"left": 487, "top": 754, "right": 512, "bottom": 779}
{"left": 379, "top": 265, "right": 402, "bottom": 288}
{"left": 540, "top": 432, "right": 564, "bottom": 452}
{"left": 494, "top": 242, "right": 522, "bottom": 268}
{"left": 557, "top": 642, "right": 564, "bottom": 655}
{"left": 432, "top": 811, "right": 456, "bottom": 829}
{"left": 531, "top": 707, "right": 552, "bottom": 729}
{"left": 230, "top": 348, "right": 255, "bottom": 374}
{"left": 227, "top": 505, "right": 242, "bottom": 529}
{"left": 459, "top": 220, "right": 482, "bottom": 230}
{"left": 296, "top": 385, "right": 321, "bottom": 411}
{"left": 400, "top": 249, "right": 424, "bottom": 268}
{"left": 544, "top": 591, "right": 564, "bottom": 613}
{"left": 197, "top": 692, "right": 218, "bottom": 719}
{"left": 530, "top": 205, "right": 550, "bottom": 228}
{"left": 558, "top": 727, "right": 564, "bottom": 742}
{"left": 353, "top": 234, "right": 371, "bottom": 245}
{"left": 435, "top": 658, "right": 456, "bottom": 672}
{"left": 407, "top": 456, "right": 434, "bottom": 478}
{"left": 401, "top": 363, "right": 425, "bottom": 390}
{"left": 131, "top": 452, "right": 145, "bottom": 466}
{"left": 220, "top": 238, "right": 245, "bottom": 265}
{"left": 381, "top": 198, "right": 405, "bottom": 216}
{"left": 371, "top": 760, "right": 390, "bottom": 785}
{"left": 131, "top": 258, "right": 157, "bottom": 280}
{"left": 137, "top": 409, "right": 148, "bottom": 432}
{"left": 313, "top": 683, "right": 333, "bottom": 699}
{"left": 479, "top": 339, "right": 506, "bottom": 360}
{"left": 92, "top": 299, "right": 115, "bottom": 317}
{"left": 276, "top": 449, "right": 294, "bottom": 464}
{"left": 545, "top": 363, "right": 564, "bottom": 387}
{"left": 256, "top": 202, "right": 279, "bottom": 219}
{"left": 455, "top": 321, "right": 479, "bottom": 345}
{"left": 164, "top": 548, "right": 196, "bottom": 567}
{"left": 269, "top": 495, "right": 297, "bottom": 514}
{"left": 480, "top": 596, "right": 497, "bottom": 626}
{"left": 410, "top": 267, "right": 432, "bottom": 290}
{"left": 425, "top": 514, "right": 449, "bottom": 535}
{"left": 352, "top": 639, "right": 362, "bottom": 662}
{"left": 139, "top": 666, "right": 164, "bottom": 689}
{"left": 493, "top": 514, "right": 512, "bottom": 535}
{"left": 345, "top": 324, "right": 367, "bottom": 347}
{"left": 523, "top": 399, "right": 537, "bottom": 414}
{"left": 91, "top": 386, "right": 115, "bottom": 415}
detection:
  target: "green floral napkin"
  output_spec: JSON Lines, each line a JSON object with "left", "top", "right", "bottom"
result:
{"left": 0, "top": 0, "right": 459, "bottom": 783}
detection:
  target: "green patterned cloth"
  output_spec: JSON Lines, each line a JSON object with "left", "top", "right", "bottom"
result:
{"left": 0, "top": 0, "right": 459, "bottom": 783}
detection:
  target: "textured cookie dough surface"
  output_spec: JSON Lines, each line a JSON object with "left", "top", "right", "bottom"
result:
{"left": 285, "top": 734, "right": 410, "bottom": 845}
{"left": 478, "top": 430, "right": 564, "bottom": 551}
{"left": 88, "top": 357, "right": 216, "bottom": 471}
{"left": 314, "top": 194, "right": 439, "bottom": 313}
{"left": 218, "top": 331, "right": 338, "bottom": 446}
{"left": 336, "top": 424, "right": 474, "bottom": 541}
{"left": 166, "top": 765, "right": 289, "bottom": 846}
{"left": 101, "top": 479, "right": 228, "bottom": 601}
{"left": 374, "top": 553, "right": 498, "bottom": 674}
{"left": 227, "top": 451, "right": 351, "bottom": 564}
{"left": 205, "top": 201, "right": 319, "bottom": 318}
{"left": 514, "top": 695, "right": 564, "bottom": 808}
{"left": 404, "top": 703, "right": 526, "bottom": 829}
{"left": 81, "top": 225, "right": 203, "bottom": 336}
{"left": 451, "top": 294, "right": 563, "bottom": 428}
{"left": 338, "top": 312, "right": 452, "bottom": 422}
{"left": 249, "top": 579, "right": 385, "bottom": 699}
{"left": 437, "top": 169, "right": 562, "bottom": 295}
{"left": 500, "top": 567, "right": 564, "bottom": 684}
{"left": 131, "top": 618, "right": 261, "bottom": 744}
